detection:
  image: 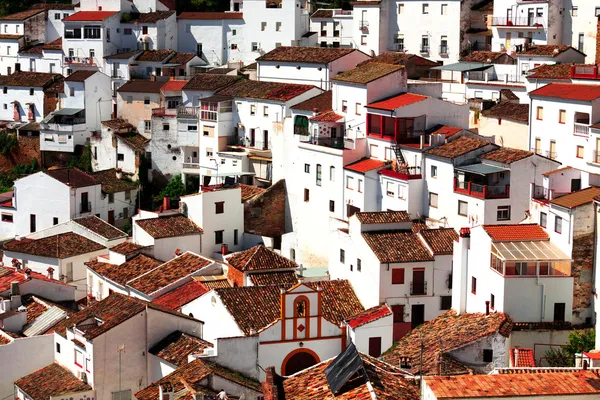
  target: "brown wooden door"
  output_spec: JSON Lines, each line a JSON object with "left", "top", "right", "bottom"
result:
{"left": 368, "top": 337, "right": 382, "bottom": 357}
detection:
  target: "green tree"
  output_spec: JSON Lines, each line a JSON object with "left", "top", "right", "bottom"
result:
{"left": 66, "top": 144, "right": 92, "bottom": 172}
{"left": 545, "top": 329, "right": 595, "bottom": 367}
{"left": 0, "top": 131, "right": 18, "bottom": 155}
{"left": 159, "top": 175, "right": 187, "bottom": 200}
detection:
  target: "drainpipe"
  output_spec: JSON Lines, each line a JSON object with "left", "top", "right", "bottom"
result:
{"left": 536, "top": 275, "right": 546, "bottom": 321}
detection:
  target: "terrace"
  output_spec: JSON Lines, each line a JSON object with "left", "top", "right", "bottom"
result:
{"left": 454, "top": 164, "right": 510, "bottom": 199}
{"left": 490, "top": 242, "right": 571, "bottom": 278}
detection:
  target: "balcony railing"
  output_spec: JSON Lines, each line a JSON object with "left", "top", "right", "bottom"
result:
{"left": 439, "top": 45, "right": 449, "bottom": 55}
{"left": 200, "top": 110, "right": 218, "bottom": 121}
{"left": 152, "top": 107, "right": 177, "bottom": 117}
{"left": 454, "top": 179, "right": 510, "bottom": 199}
{"left": 65, "top": 57, "right": 96, "bottom": 65}
{"left": 420, "top": 45, "right": 430, "bottom": 54}
{"left": 304, "top": 136, "right": 345, "bottom": 149}
{"left": 359, "top": 21, "right": 369, "bottom": 30}
{"left": 182, "top": 162, "right": 200, "bottom": 170}
{"left": 532, "top": 184, "right": 554, "bottom": 202}
{"left": 178, "top": 106, "right": 198, "bottom": 117}
{"left": 492, "top": 17, "right": 544, "bottom": 27}
{"left": 80, "top": 201, "right": 91, "bottom": 213}
{"left": 410, "top": 281, "right": 427, "bottom": 296}
{"left": 574, "top": 122, "right": 590, "bottom": 137}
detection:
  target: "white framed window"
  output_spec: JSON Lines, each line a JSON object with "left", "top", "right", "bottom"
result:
{"left": 342, "top": 100, "right": 348, "bottom": 112}
{"left": 397, "top": 184, "right": 405, "bottom": 199}
{"left": 572, "top": 6, "right": 578, "bottom": 17}
{"left": 431, "top": 165, "right": 437, "bottom": 178}
{"left": 398, "top": 3, "right": 404, "bottom": 14}
{"left": 358, "top": 179, "right": 363, "bottom": 193}
{"left": 346, "top": 176, "right": 354, "bottom": 189}
{"left": 74, "top": 349, "right": 84, "bottom": 368}
{"left": 144, "top": 120, "right": 151, "bottom": 132}
{"left": 355, "top": 103, "right": 362, "bottom": 115}
{"left": 276, "top": 22, "right": 282, "bottom": 31}
{"left": 441, "top": 3, "right": 447, "bottom": 15}
{"left": 458, "top": 200, "right": 468, "bottom": 216}
{"left": 261, "top": 22, "right": 267, "bottom": 31}
{"left": 330, "top": 166, "right": 335, "bottom": 181}
{"left": 497, "top": 206, "right": 511, "bottom": 221}
{"left": 429, "top": 192, "right": 438, "bottom": 208}
{"left": 386, "top": 182, "right": 394, "bottom": 196}
{"left": 423, "top": 3, "right": 429, "bottom": 14}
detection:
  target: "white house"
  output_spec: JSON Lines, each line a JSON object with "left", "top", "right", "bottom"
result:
{"left": 564, "top": 1, "right": 599, "bottom": 64}
{"left": 310, "top": 8, "right": 354, "bottom": 48}
{"left": 117, "top": 78, "right": 165, "bottom": 135}
{"left": 120, "top": 11, "right": 177, "bottom": 52}
{"left": 516, "top": 44, "right": 586, "bottom": 77}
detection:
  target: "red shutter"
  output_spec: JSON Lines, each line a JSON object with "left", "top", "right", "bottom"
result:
{"left": 392, "top": 268, "right": 405, "bottom": 284}
{"left": 391, "top": 305, "right": 404, "bottom": 323}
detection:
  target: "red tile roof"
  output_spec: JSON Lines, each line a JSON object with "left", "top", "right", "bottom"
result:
{"left": 248, "top": 270, "right": 298, "bottom": 286}
{"left": 510, "top": 347, "right": 535, "bottom": 367}
{"left": 0, "top": 71, "right": 62, "bottom": 88}
{"left": 429, "top": 125, "right": 463, "bottom": 137}
{"left": 128, "top": 252, "right": 214, "bottom": 296}
{"left": 527, "top": 63, "right": 573, "bottom": 80}
{"left": 543, "top": 166, "right": 574, "bottom": 177}
{"left": 383, "top": 310, "right": 513, "bottom": 375}
{"left": 584, "top": 350, "right": 600, "bottom": 360}
{"left": 227, "top": 244, "right": 297, "bottom": 272}
{"left": 152, "top": 280, "right": 210, "bottom": 310}
{"left": 64, "top": 70, "right": 97, "bottom": 82}
{"left": 0, "top": 8, "right": 44, "bottom": 21}
{"left": 216, "top": 79, "right": 317, "bottom": 102}
{"left": 530, "top": 83, "right": 600, "bottom": 101}
{"left": 291, "top": 90, "right": 333, "bottom": 112}
{"left": 15, "top": 363, "right": 92, "bottom": 400}
{"left": 482, "top": 224, "right": 549, "bottom": 242}
{"left": 362, "top": 230, "right": 434, "bottom": 263}
{"left": 355, "top": 211, "right": 411, "bottom": 224}
{"left": 135, "top": 215, "right": 202, "bottom": 239}
{"left": 310, "top": 110, "right": 344, "bottom": 122}
{"left": 346, "top": 304, "right": 392, "bottom": 329}
{"left": 43, "top": 167, "right": 96, "bottom": 188}
{"left": 194, "top": 276, "right": 231, "bottom": 289}
{"left": 551, "top": 186, "right": 600, "bottom": 209}
{"left": 357, "top": 52, "right": 439, "bottom": 67}
{"left": 419, "top": 228, "right": 459, "bottom": 255}
{"left": 182, "top": 73, "right": 240, "bottom": 91}
{"left": 344, "top": 157, "right": 387, "bottom": 173}
{"left": 332, "top": 62, "right": 403, "bottom": 85}
{"left": 73, "top": 216, "right": 127, "bottom": 240}
{"left": 424, "top": 370, "right": 600, "bottom": 398}
{"left": 177, "top": 12, "right": 243, "bottom": 20}
{"left": 518, "top": 44, "right": 582, "bottom": 57}
{"left": 86, "top": 254, "right": 162, "bottom": 286}
{"left": 149, "top": 331, "right": 213, "bottom": 367}
{"left": 109, "top": 241, "right": 144, "bottom": 255}
{"left": 480, "top": 147, "right": 534, "bottom": 164}
{"left": 63, "top": 11, "right": 117, "bottom": 21}
{"left": 161, "top": 79, "right": 187, "bottom": 92}
{"left": 426, "top": 136, "right": 493, "bottom": 160}
{"left": 366, "top": 92, "right": 427, "bottom": 111}
{"left": 257, "top": 46, "right": 357, "bottom": 64}
{"left": 0, "top": 266, "right": 68, "bottom": 293}
{"left": 0, "top": 34, "right": 23, "bottom": 40}
{"left": 239, "top": 184, "right": 266, "bottom": 202}
{"left": 482, "top": 102, "right": 530, "bottom": 123}
{"left": 3, "top": 233, "right": 105, "bottom": 259}
{"left": 117, "top": 79, "right": 165, "bottom": 93}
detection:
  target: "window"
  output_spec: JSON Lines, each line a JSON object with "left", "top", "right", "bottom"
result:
{"left": 330, "top": 166, "right": 335, "bottom": 181}
{"left": 361, "top": 35, "right": 367, "bottom": 45}
{"left": 329, "top": 200, "right": 335, "bottom": 212}
{"left": 340, "top": 249, "right": 345, "bottom": 263}
{"left": 355, "top": 103, "right": 362, "bottom": 115}
{"left": 346, "top": 176, "right": 354, "bottom": 189}
{"left": 206, "top": 148, "right": 213, "bottom": 157}
{"left": 490, "top": 294, "right": 495, "bottom": 310}
{"left": 398, "top": 3, "right": 404, "bottom": 13}
{"left": 431, "top": 165, "right": 437, "bottom": 178}
{"left": 55, "top": 12, "right": 61, "bottom": 19}
{"left": 572, "top": 6, "right": 578, "bottom": 17}
{"left": 423, "top": 3, "right": 429, "bottom": 13}
{"left": 250, "top": 105, "right": 256, "bottom": 115}
{"left": 458, "top": 200, "right": 468, "bottom": 216}
{"left": 386, "top": 182, "right": 394, "bottom": 197}
{"left": 536, "top": 106, "right": 543, "bottom": 120}
{"left": 108, "top": 193, "right": 114, "bottom": 204}
{"left": 483, "top": 349, "right": 493, "bottom": 363}
{"left": 56, "top": 343, "right": 61, "bottom": 353}
{"left": 578, "top": 33, "right": 584, "bottom": 51}
{"left": 263, "top": 106, "right": 268, "bottom": 117}
{"left": 304, "top": 188, "right": 309, "bottom": 202}
{"left": 392, "top": 268, "right": 405, "bottom": 284}
{"left": 575, "top": 145, "right": 585, "bottom": 159}
{"left": 215, "top": 230, "right": 224, "bottom": 244}
{"left": 252, "top": 42, "right": 259, "bottom": 51}
{"left": 124, "top": 28, "right": 132, "bottom": 35}
{"left": 68, "top": 86, "right": 76, "bottom": 97}
{"left": 234, "top": 229, "right": 238, "bottom": 245}
{"left": 276, "top": 22, "right": 282, "bottom": 31}
{"left": 144, "top": 97, "right": 150, "bottom": 105}
{"left": 342, "top": 100, "right": 347, "bottom": 113}
{"left": 555, "top": 216, "right": 562, "bottom": 234}
{"left": 304, "top": 163, "right": 310, "bottom": 173}
{"left": 29, "top": 88, "right": 34, "bottom": 96}
{"left": 559, "top": 109, "right": 566, "bottom": 124}
{"left": 231, "top": 43, "right": 238, "bottom": 50}
{"left": 440, "top": 35, "right": 448, "bottom": 54}
{"left": 1, "top": 213, "right": 13, "bottom": 223}
{"left": 83, "top": 26, "right": 101, "bottom": 39}
{"left": 397, "top": 184, "right": 405, "bottom": 199}
{"left": 368, "top": 337, "right": 381, "bottom": 357}
{"left": 232, "top": 29, "right": 237, "bottom": 36}
{"left": 163, "top": 123, "right": 169, "bottom": 131}
{"left": 188, "top": 125, "right": 197, "bottom": 132}
{"left": 471, "top": 276, "right": 477, "bottom": 294}
{"left": 75, "top": 349, "right": 83, "bottom": 367}
{"left": 540, "top": 212, "right": 547, "bottom": 228}
{"left": 358, "top": 179, "right": 363, "bottom": 193}
{"left": 429, "top": 192, "right": 438, "bottom": 208}
{"left": 261, "top": 21, "right": 267, "bottom": 31}
{"left": 215, "top": 201, "right": 224, "bottom": 214}
{"left": 30, "top": 214, "right": 36, "bottom": 233}
{"left": 125, "top": 190, "right": 131, "bottom": 200}
{"left": 440, "top": 296, "right": 452, "bottom": 310}
{"left": 142, "top": 26, "right": 148, "bottom": 35}
{"left": 316, "top": 164, "right": 322, "bottom": 186}
{"left": 89, "top": 49, "right": 95, "bottom": 59}
{"left": 144, "top": 121, "right": 151, "bottom": 132}
{"left": 441, "top": 3, "right": 447, "bottom": 15}
{"left": 497, "top": 206, "right": 511, "bottom": 221}
{"left": 2, "top": 87, "right": 5, "bottom": 94}
{"left": 126, "top": 96, "right": 133, "bottom": 104}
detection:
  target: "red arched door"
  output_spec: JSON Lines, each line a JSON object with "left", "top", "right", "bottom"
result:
{"left": 282, "top": 350, "right": 319, "bottom": 375}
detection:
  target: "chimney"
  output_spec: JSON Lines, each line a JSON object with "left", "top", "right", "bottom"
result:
{"left": 47, "top": 267, "right": 54, "bottom": 280}
{"left": 452, "top": 227, "right": 471, "bottom": 315}
{"left": 264, "top": 366, "right": 280, "bottom": 400}
{"left": 10, "top": 283, "right": 21, "bottom": 309}
{"left": 485, "top": 300, "right": 490, "bottom": 316}
{"left": 596, "top": 17, "right": 600, "bottom": 66}
{"left": 159, "top": 383, "right": 174, "bottom": 400}
{"left": 221, "top": 244, "right": 229, "bottom": 255}
{"left": 163, "top": 196, "right": 170, "bottom": 211}
{"left": 513, "top": 348, "right": 518, "bottom": 367}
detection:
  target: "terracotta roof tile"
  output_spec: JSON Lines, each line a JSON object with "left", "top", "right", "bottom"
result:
{"left": 43, "top": 167, "right": 96, "bottom": 188}
{"left": 168, "top": 52, "right": 196, "bottom": 65}
{"left": 481, "top": 102, "right": 530, "bottom": 123}
{"left": 116, "top": 130, "right": 149, "bottom": 152}
{"left": 527, "top": 63, "right": 574, "bottom": 80}
{"left": 332, "top": 62, "right": 403, "bottom": 84}
{"left": 3, "top": 233, "right": 105, "bottom": 259}
{"left": 257, "top": 46, "right": 356, "bottom": 63}
{"left": 128, "top": 252, "right": 213, "bottom": 295}
{"left": 311, "top": 9, "right": 334, "bottom": 18}
{"left": 482, "top": 224, "right": 548, "bottom": 241}
{"left": 109, "top": 241, "right": 144, "bottom": 255}
{"left": 355, "top": 211, "right": 411, "bottom": 224}
{"left": 89, "top": 169, "right": 138, "bottom": 193}
{"left": 543, "top": 166, "right": 573, "bottom": 177}
{"left": 216, "top": 280, "right": 363, "bottom": 335}
{"left": 182, "top": 73, "right": 240, "bottom": 91}
{"left": 42, "top": 37, "right": 62, "bottom": 51}
{"left": 149, "top": 331, "right": 213, "bottom": 367}
{"left": 193, "top": 276, "right": 231, "bottom": 289}
{"left": 0, "top": 71, "right": 62, "bottom": 88}
{"left": 0, "top": 8, "right": 44, "bottom": 21}
{"left": 424, "top": 370, "right": 600, "bottom": 398}
{"left": 362, "top": 230, "right": 434, "bottom": 263}
{"left": 481, "top": 147, "right": 533, "bottom": 163}
{"left": 344, "top": 157, "right": 387, "bottom": 173}
{"left": 419, "top": 228, "right": 458, "bottom": 255}
{"left": 118, "top": 79, "right": 165, "bottom": 93}
{"left": 0, "top": 266, "right": 68, "bottom": 293}
{"left": 135, "top": 215, "right": 202, "bottom": 239}
{"left": 177, "top": 12, "right": 243, "bottom": 20}
{"left": 471, "top": 0, "right": 493, "bottom": 11}
{"left": 0, "top": 34, "right": 23, "bottom": 40}
{"left": 86, "top": 254, "right": 162, "bottom": 286}
{"left": 15, "top": 363, "right": 92, "bottom": 400}
{"left": 291, "top": 90, "right": 333, "bottom": 112}
{"left": 510, "top": 347, "right": 535, "bottom": 367}
{"left": 460, "top": 51, "right": 512, "bottom": 63}
{"left": 248, "top": 270, "right": 298, "bottom": 286}
{"left": 239, "top": 184, "right": 266, "bottom": 202}
{"left": 357, "top": 52, "right": 438, "bottom": 67}
{"left": 104, "top": 50, "right": 141, "bottom": 60}
{"left": 346, "top": 304, "right": 392, "bottom": 329}
{"left": 429, "top": 125, "right": 463, "bottom": 137}
{"left": 529, "top": 82, "right": 600, "bottom": 101}
{"left": 124, "top": 11, "right": 174, "bottom": 23}
{"left": 64, "top": 70, "right": 97, "bottom": 82}
{"left": 152, "top": 280, "right": 210, "bottom": 310}
{"left": 18, "top": 43, "right": 45, "bottom": 55}
{"left": 101, "top": 118, "right": 135, "bottom": 131}
{"left": 426, "top": 136, "right": 492, "bottom": 159}
{"left": 30, "top": 3, "right": 78, "bottom": 10}
{"left": 63, "top": 11, "right": 117, "bottom": 21}
{"left": 383, "top": 310, "right": 513, "bottom": 375}
{"left": 551, "top": 186, "right": 600, "bottom": 209}
{"left": 73, "top": 216, "right": 127, "bottom": 240}
{"left": 518, "top": 44, "right": 582, "bottom": 57}
{"left": 366, "top": 92, "right": 427, "bottom": 111}
{"left": 310, "top": 110, "right": 344, "bottom": 122}
{"left": 216, "top": 79, "right": 317, "bottom": 102}
{"left": 227, "top": 244, "right": 297, "bottom": 272}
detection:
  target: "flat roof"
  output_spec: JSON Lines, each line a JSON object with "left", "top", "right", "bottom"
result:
{"left": 492, "top": 241, "right": 571, "bottom": 262}
{"left": 455, "top": 163, "right": 509, "bottom": 176}
{"left": 432, "top": 62, "right": 491, "bottom": 72}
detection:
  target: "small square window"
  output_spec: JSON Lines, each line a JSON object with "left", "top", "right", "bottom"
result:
{"left": 263, "top": 106, "right": 268, "bottom": 117}
{"left": 483, "top": 349, "right": 493, "bottom": 363}
{"left": 342, "top": 100, "right": 347, "bottom": 113}
{"left": 398, "top": 3, "right": 404, "bottom": 13}
{"left": 540, "top": 212, "right": 547, "bottom": 228}
{"left": 458, "top": 200, "right": 468, "bottom": 216}
{"left": 144, "top": 121, "right": 151, "bottom": 132}
{"left": 497, "top": 205, "right": 511, "bottom": 221}
{"left": 440, "top": 296, "right": 452, "bottom": 310}
{"left": 355, "top": 103, "right": 362, "bottom": 115}
{"left": 536, "top": 106, "right": 543, "bottom": 120}
{"left": 559, "top": 109, "right": 566, "bottom": 124}
{"left": 261, "top": 22, "right": 267, "bottom": 31}
{"left": 53, "top": 217, "right": 59, "bottom": 225}
{"left": 55, "top": 12, "right": 61, "bottom": 20}
{"left": 431, "top": 165, "right": 437, "bottom": 178}
{"left": 576, "top": 145, "right": 584, "bottom": 159}
{"left": 572, "top": 6, "right": 578, "bottom": 16}
{"left": 163, "top": 123, "right": 169, "bottom": 131}
{"left": 555, "top": 216, "right": 562, "bottom": 234}
{"left": 144, "top": 97, "right": 150, "bottom": 105}
{"left": 304, "top": 188, "right": 309, "bottom": 202}
{"left": 340, "top": 249, "right": 345, "bottom": 263}
{"left": 304, "top": 163, "right": 310, "bottom": 173}
{"left": 215, "top": 230, "right": 224, "bottom": 244}
{"left": 215, "top": 201, "right": 224, "bottom": 214}
{"left": 250, "top": 105, "right": 256, "bottom": 115}
{"left": 441, "top": 3, "right": 447, "bottom": 15}
{"left": 56, "top": 343, "right": 61, "bottom": 353}
{"left": 429, "top": 192, "right": 438, "bottom": 208}
{"left": 392, "top": 268, "right": 405, "bottom": 284}
{"left": 117, "top": 153, "right": 124, "bottom": 161}
{"left": 471, "top": 276, "right": 477, "bottom": 294}
{"left": 423, "top": 3, "right": 429, "bottom": 14}
{"left": 29, "top": 88, "right": 34, "bottom": 96}
{"left": 329, "top": 200, "right": 335, "bottom": 212}
{"left": 231, "top": 43, "right": 238, "bottom": 50}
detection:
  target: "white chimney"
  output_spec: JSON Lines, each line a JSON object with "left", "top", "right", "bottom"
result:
{"left": 451, "top": 227, "right": 470, "bottom": 315}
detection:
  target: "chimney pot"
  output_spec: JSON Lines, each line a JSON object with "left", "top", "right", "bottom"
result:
{"left": 163, "top": 196, "right": 170, "bottom": 211}
{"left": 47, "top": 267, "right": 54, "bottom": 279}
{"left": 221, "top": 244, "right": 229, "bottom": 255}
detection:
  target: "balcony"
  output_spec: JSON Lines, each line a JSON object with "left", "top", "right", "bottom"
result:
{"left": 491, "top": 255, "right": 570, "bottom": 278}
{"left": 302, "top": 136, "right": 345, "bottom": 149}
{"left": 571, "top": 65, "right": 600, "bottom": 81}
{"left": 410, "top": 281, "right": 427, "bottom": 295}
{"left": 80, "top": 201, "right": 91, "bottom": 213}
{"left": 420, "top": 45, "right": 430, "bottom": 55}
{"left": 491, "top": 17, "right": 544, "bottom": 27}
{"left": 359, "top": 20, "right": 369, "bottom": 30}
{"left": 152, "top": 107, "right": 177, "bottom": 117}
{"left": 65, "top": 57, "right": 96, "bottom": 65}
{"left": 531, "top": 184, "right": 555, "bottom": 203}
{"left": 439, "top": 45, "right": 449, "bottom": 56}
{"left": 454, "top": 179, "right": 510, "bottom": 199}
{"left": 178, "top": 106, "right": 198, "bottom": 118}
{"left": 574, "top": 122, "right": 590, "bottom": 137}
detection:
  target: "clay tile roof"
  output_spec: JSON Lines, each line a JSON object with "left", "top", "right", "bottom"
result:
{"left": 291, "top": 90, "right": 333, "bottom": 112}
{"left": 344, "top": 157, "right": 387, "bottom": 173}
{"left": 426, "top": 136, "right": 492, "bottom": 159}
{"left": 248, "top": 270, "right": 298, "bottom": 286}
{"left": 1, "top": 71, "right": 62, "bottom": 88}
{"left": 346, "top": 304, "right": 392, "bottom": 329}
{"left": 104, "top": 50, "right": 141, "bottom": 60}
{"left": 429, "top": 125, "right": 463, "bottom": 137}
{"left": 383, "top": 310, "right": 513, "bottom": 375}
{"left": 135, "top": 215, "right": 202, "bottom": 239}
{"left": 311, "top": 9, "right": 334, "bottom": 18}
{"left": 551, "top": 186, "right": 600, "bottom": 209}
{"left": 73, "top": 216, "right": 127, "bottom": 240}
{"left": 18, "top": 43, "right": 45, "bottom": 55}
{"left": 135, "top": 49, "right": 174, "bottom": 62}
{"left": 177, "top": 12, "right": 243, "bottom": 20}
{"left": 362, "top": 230, "right": 434, "bottom": 263}
{"left": 530, "top": 82, "right": 600, "bottom": 101}
{"left": 310, "top": 110, "right": 344, "bottom": 122}
{"left": 149, "top": 331, "right": 213, "bottom": 367}
{"left": 64, "top": 70, "right": 97, "bottom": 82}
{"left": 89, "top": 169, "right": 138, "bottom": 193}
{"left": 280, "top": 353, "right": 419, "bottom": 399}
{"left": 109, "top": 241, "right": 144, "bottom": 255}
{"left": 182, "top": 73, "right": 239, "bottom": 91}
{"left": 419, "top": 228, "right": 458, "bottom": 255}
{"left": 101, "top": 118, "right": 134, "bottom": 130}
{"left": 424, "top": 370, "right": 600, "bottom": 398}
{"left": 481, "top": 102, "right": 530, "bottom": 123}
{"left": 355, "top": 210, "right": 411, "bottom": 224}
{"left": 168, "top": 52, "right": 196, "bottom": 65}
{"left": 500, "top": 89, "right": 519, "bottom": 101}
{"left": 118, "top": 79, "right": 165, "bottom": 94}
{"left": 257, "top": 46, "right": 356, "bottom": 63}
{"left": 116, "top": 130, "right": 150, "bottom": 152}
{"left": 0, "top": 266, "right": 68, "bottom": 292}
{"left": 357, "top": 52, "right": 438, "bottom": 67}
{"left": 216, "top": 79, "right": 317, "bottom": 102}
{"left": 239, "top": 184, "right": 266, "bottom": 202}
{"left": 43, "top": 167, "right": 96, "bottom": 188}
{"left": 460, "top": 51, "right": 510, "bottom": 63}
{"left": 42, "top": 37, "right": 62, "bottom": 51}
{"left": 0, "top": 34, "right": 23, "bottom": 40}
{"left": 193, "top": 276, "right": 231, "bottom": 289}
{"left": 510, "top": 347, "right": 535, "bottom": 367}
{"left": 519, "top": 44, "right": 583, "bottom": 57}
{"left": 332, "top": 62, "right": 403, "bottom": 84}
{"left": 63, "top": 11, "right": 117, "bottom": 21}
{"left": 15, "top": 363, "right": 92, "bottom": 400}
{"left": 128, "top": 252, "right": 213, "bottom": 295}
{"left": 86, "top": 254, "right": 162, "bottom": 286}
{"left": 152, "top": 280, "right": 210, "bottom": 310}
{"left": 366, "top": 92, "right": 428, "bottom": 111}
{"left": 30, "top": 3, "right": 78, "bottom": 10}
{"left": 482, "top": 224, "right": 548, "bottom": 241}
{"left": 0, "top": 8, "right": 44, "bottom": 21}
{"left": 124, "top": 11, "right": 174, "bottom": 23}
{"left": 3, "top": 232, "right": 105, "bottom": 258}
{"left": 527, "top": 63, "right": 574, "bottom": 80}
{"left": 481, "top": 147, "right": 534, "bottom": 164}
{"left": 543, "top": 166, "right": 573, "bottom": 177}
{"left": 227, "top": 244, "right": 297, "bottom": 272}
{"left": 216, "top": 280, "right": 363, "bottom": 335}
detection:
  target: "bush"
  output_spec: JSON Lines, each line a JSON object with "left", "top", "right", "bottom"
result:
{"left": 0, "top": 131, "right": 18, "bottom": 155}
{"left": 159, "top": 175, "right": 187, "bottom": 200}
{"left": 66, "top": 144, "right": 92, "bottom": 172}
{"left": 545, "top": 328, "right": 595, "bottom": 367}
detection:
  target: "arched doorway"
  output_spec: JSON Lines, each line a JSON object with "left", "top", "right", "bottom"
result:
{"left": 281, "top": 349, "right": 320, "bottom": 376}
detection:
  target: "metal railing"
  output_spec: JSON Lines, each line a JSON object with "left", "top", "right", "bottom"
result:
{"left": 152, "top": 107, "right": 177, "bottom": 117}
{"left": 178, "top": 106, "right": 198, "bottom": 117}
{"left": 305, "top": 136, "right": 345, "bottom": 149}
{"left": 420, "top": 45, "right": 430, "bottom": 54}
{"left": 80, "top": 201, "right": 92, "bottom": 213}
{"left": 200, "top": 110, "right": 218, "bottom": 121}
{"left": 454, "top": 179, "right": 510, "bottom": 199}
{"left": 65, "top": 56, "right": 96, "bottom": 65}
{"left": 410, "top": 281, "right": 427, "bottom": 296}
{"left": 574, "top": 122, "right": 590, "bottom": 136}
{"left": 439, "top": 45, "right": 449, "bottom": 55}
{"left": 492, "top": 17, "right": 544, "bottom": 27}
{"left": 182, "top": 162, "right": 200, "bottom": 169}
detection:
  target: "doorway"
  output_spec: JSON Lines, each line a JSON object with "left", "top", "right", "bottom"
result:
{"left": 411, "top": 304, "right": 425, "bottom": 329}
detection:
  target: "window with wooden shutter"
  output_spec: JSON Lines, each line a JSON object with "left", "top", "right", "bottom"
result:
{"left": 392, "top": 268, "right": 405, "bottom": 284}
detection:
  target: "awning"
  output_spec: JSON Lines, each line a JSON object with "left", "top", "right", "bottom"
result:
{"left": 431, "top": 62, "right": 491, "bottom": 72}
{"left": 492, "top": 241, "right": 571, "bottom": 262}
{"left": 455, "top": 163, "right": 509, "bottom": 176}
{"left": 53, "top": 108, "right": 84, "bottom": 116}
